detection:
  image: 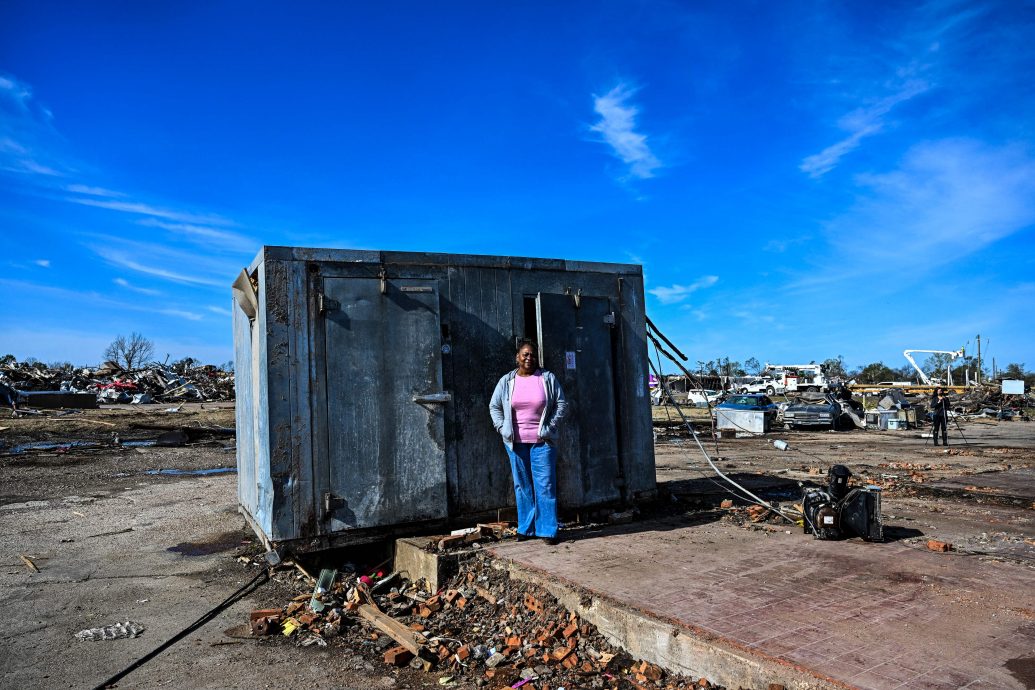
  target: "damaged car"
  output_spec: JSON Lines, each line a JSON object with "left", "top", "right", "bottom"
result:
{"left": 784, "top": 392, "right": 866, "bottom": 431}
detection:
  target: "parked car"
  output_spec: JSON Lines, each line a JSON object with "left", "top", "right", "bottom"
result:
{"left": 715, "top": 394, "right": 779, "bottom": 427}
{"left": 686, "top": 389, "right": 721, "bottom": 408}
{"left": 735, "top": 376, "right": 785, "bottom": 396}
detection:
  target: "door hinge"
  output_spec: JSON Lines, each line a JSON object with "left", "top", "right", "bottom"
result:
{"left": 603, "top": 312, "right": 616, "bottom": 327}
{"left": 323, "top": 492, "right": 345, "bottom": 517}
{"left": 564, "top": 287, "right": 582, "bottom": 308}
{"left": 318, "top": 293, "right": 340, "bottom": 314}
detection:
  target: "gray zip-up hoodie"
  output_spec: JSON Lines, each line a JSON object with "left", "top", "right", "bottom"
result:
{"left": 488, "top": 369, "right": 568, "bottom": 450}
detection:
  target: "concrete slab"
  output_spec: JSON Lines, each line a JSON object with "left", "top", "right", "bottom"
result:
{"left": 489, "top": 519, "right": 1035, "bottom": 689}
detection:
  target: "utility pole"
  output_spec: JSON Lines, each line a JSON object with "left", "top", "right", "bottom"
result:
{"left": 976, "top": 334, "right": 981, "bottom": 384}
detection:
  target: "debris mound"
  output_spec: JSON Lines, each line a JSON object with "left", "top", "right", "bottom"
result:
{"left": 0, "top": 356, "right": 234, "bottom": 405}
{"left": 247, "top": 548, "right": 723, "bottom": 689}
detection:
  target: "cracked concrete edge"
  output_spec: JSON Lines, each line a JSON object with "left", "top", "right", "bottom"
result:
{"left": 491, "top": 553, "right": 849, "bottom": 690}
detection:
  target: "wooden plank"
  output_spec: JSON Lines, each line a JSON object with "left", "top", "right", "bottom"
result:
{"left": 357, "top": 604, "right": 423, "bottom": 656}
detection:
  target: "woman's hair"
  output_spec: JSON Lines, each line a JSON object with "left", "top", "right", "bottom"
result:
{"left": 515, "top": 338, "right": 537, "bottom": 354}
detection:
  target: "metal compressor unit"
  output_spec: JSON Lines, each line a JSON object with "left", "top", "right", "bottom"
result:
{"left": 801, "top": 465, "right": 883, "bottom": 541}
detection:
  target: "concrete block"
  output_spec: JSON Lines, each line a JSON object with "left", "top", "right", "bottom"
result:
{"left": 394, "top": 536, "right": 463, "bottom": 593}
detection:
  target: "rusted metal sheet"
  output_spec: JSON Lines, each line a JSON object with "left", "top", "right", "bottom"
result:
{"left": 233, "top": 247, "right": 656, "bottom": 550}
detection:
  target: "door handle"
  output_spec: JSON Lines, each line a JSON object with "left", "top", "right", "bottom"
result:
{"left": 413, "top": 392, "right": 452, "bottom": 404}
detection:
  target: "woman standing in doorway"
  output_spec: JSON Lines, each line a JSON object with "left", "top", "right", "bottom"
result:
{"left": 489, "top": 339, "right": 568, "bottom": 545}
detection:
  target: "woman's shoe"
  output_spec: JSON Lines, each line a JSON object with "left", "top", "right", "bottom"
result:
{"left": 543, "top": 536, "right": 559, "bottom": 546}
{"left": 516, "top": 533, "right": 533, "bottom": 542}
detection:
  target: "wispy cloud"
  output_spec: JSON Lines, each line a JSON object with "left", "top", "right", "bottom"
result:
{"left": 34, "top": 259, "right": 50, "bottom": 268}
{"left": 66, "top": 184, "right": 124, "bottom": 198}
{"left": 0, "top": 73, "right": 65, "bottom": 178}
{"left": 801, "top": 78, "right": 930, "bottom": 178}
{"left": 207, "top": 305, "right": 232, "bottom": 317}
{"left": 67, "top": 197, "right": 234, "bottom": 226}
{"left": 835, "top": 139, "right": 1035, "bottom": 258}
{"left": 160, "top": 309, "right": 204, "bottom": 321}
{"left": 795, "top": 139, "right": 1035, "bottom": 291}
{"left": 648, "top": 275, "right": 719, "bottom": 304}
{"left": 137, "top": 218, "right": 254, "bottom": 252}
{"left": 590, "top": 84, "right": 661, "bottom": 180}
{"left": 0, "top": 75, "right": 33, "bottom": 110}
{"left": 113, "top": 277, "right": 162, "bottom": 296}
{"left": 87, "top": 235, "right": 235, "bottom": 288}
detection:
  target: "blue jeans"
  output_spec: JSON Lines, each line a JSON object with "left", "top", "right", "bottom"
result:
{"left": 505, "top": 442, "right": 558, "bottom": 539}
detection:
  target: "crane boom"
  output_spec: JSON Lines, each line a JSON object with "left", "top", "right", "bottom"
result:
{"left": 902, "top": 348, "right": 965, "bottom": 386}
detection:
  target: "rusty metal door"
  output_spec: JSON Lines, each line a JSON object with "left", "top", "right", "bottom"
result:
{"left": 535, "top": 293, "right": 621, "bottom": 507}
{"left": 320, "top": 278, "right": 448, "bottom": 530}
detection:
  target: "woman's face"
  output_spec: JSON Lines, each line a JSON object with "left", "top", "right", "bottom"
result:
{"left": 516, "top": 345, "right": 538, "bottom": 373}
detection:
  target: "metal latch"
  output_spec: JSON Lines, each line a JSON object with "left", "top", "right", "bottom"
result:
{"left": 323, "top": 492, "right": 345, "bottom": 516}
{"left": 413, "top": 392, "right": 452, "bottom": 404}
{"left": 603, "top": 312, "right": 616, "bottom": 327}
{"left": 318, "top": 293, "right": 340, "bottom": 314}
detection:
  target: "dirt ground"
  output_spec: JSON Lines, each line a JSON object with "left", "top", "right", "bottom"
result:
{"left": 1, "top": 405, "right": 1032, "bottom": 689}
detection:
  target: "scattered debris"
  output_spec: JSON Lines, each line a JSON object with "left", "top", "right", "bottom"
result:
{"left": 244, "top": 550, "right": 726, "bottom": 689}
{"left": 927, "top": 540, "right": 953, "bottom": 553}
{"left": 19, "top": 554, "right": 39, "bottom": 573}
{"left": 0, "top": 356, "right": 235, "bottom": 405}
{"left": 74, "top": 621, "right": 146, "bottom": 641}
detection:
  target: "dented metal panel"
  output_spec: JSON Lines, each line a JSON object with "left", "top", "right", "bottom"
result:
{"left": 536, "top": 293, "right": 621, "bottom": 507}
{"left": 320, "top": 277, "right": 448, "bottom": 529}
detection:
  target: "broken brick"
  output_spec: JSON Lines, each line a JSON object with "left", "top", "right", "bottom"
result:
{"left": 249, "top": 608, "right": 281, "bottom": 621}
{"left": 384, "top": 646, "right": 415, "bottom": 667}
{"left": 640, "top": 662, "right": 663, "bottom": 681}
{"left": 524, "top": 593, "right": 544, "bottom": 614}
{"left": 927, "top": 540, "right": 952, "bottom": 552}
{"left": 562, "top": 622, "right": 578, "bottom": 638}
{"left": 455, "top": 645, "right": 470, "bottom": 661}
{"left": 438, "top": 534, "right": 466, "bottom": 550}
{"left": 720, "top": 499, "right": 734, "bottom": 509}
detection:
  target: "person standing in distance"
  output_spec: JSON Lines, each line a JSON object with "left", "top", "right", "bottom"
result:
{"left": 489, "top": 339, "right": 568, "bottom": 545}
{"left": 931, "top": 387, "right": 949, "bottom": 446}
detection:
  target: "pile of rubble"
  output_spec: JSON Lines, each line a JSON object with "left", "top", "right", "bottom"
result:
{"left": 870, "top": 385, "right": 1032, "bottom": 420}
{"left": 246, "top": 539, "right": 725, "bottom": 690}
{"left": 0, "top": 357, "right": 234, "bottom": 405}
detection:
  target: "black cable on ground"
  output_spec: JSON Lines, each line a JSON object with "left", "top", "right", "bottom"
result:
{"left": 91, "top": 567, "right": 271, "bottom": 690}
{"left": 646, "top": 351, "right": 797, "bottom": 522}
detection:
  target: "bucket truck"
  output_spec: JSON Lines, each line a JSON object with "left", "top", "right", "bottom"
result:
{"left": 902, "top": 348, "right": 965, "bottom": 386}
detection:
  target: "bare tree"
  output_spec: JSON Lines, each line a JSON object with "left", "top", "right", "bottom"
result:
{"left": 104, "top": 333, "right": 155, "bottom": 371}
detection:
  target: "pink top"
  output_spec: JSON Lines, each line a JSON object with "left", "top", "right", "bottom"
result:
{"left": 512, "top": 372, "right": 546, "bottom": 443}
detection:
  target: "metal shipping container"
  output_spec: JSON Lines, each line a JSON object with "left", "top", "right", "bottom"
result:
{"left": 232, "top": 247, "right": 656, "bottom": 551}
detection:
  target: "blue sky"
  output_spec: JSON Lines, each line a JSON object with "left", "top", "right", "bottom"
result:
{"left": 2, "top": 1, "right": 1033, "bottom": 373}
